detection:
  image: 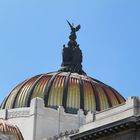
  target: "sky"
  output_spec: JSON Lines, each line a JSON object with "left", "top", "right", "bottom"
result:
{"left": 0, "top": 0, "right": 140, "bottom": 103}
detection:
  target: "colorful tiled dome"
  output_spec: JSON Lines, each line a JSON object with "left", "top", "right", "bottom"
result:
{"left": 1, "top": 71, "right": 125, "bottom": 113}
{"left": 1, "top": 21, "right": 125, "bottom": 114}
{"left": 0, "top": 118, "right": 24, "bottom": 140}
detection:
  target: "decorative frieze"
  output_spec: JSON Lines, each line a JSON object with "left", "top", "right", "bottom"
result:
{"left": 7, "top": 110, "right": 30, "bottom": 118}
{"left": 46, "top": 129, "right": 79, "bottom": 140}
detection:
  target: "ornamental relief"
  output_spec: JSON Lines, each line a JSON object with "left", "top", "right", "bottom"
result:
{"left": 7, "top": 110, "right": 30, "bottom": 118}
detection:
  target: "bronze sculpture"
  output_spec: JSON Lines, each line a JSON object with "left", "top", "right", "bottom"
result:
{"left": 66, "top": 20, "right": 80, "bottom": 48}
{"left": 59, "top": 21, "right": 86, "bottom": 75}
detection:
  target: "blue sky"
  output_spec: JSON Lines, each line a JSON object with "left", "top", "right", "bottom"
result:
{"left": 0, "top": 0, "right": 140, "bottom": 103}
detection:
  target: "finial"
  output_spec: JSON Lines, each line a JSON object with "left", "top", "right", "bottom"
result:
{"left": 66, "top": 20, "right": 81, "bottom": 48}
{"left": 66, "top": 20, "right": 81, "bottom": 33}
{"left": 58, "top": 21, "right": 86, "bottom": 75}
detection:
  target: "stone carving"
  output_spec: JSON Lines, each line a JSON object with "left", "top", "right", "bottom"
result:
{"left": 47, "top": 129, "right": 79, "bottom": 140}
{"left": 7, "top": 110, "right": 30, "bottom": 118}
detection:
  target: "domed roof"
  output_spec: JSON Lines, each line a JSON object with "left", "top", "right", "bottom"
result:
{"left": 0, "top": 118, "right": 24, "bottom": 140}
{"left": 1, "top": 21, "right": 125, "bottom": 114}
{"left": 1, "top": 72, "right": 125, "bottom": 114}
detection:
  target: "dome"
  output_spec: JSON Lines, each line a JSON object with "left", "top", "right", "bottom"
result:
{"left": 0, "top": 118, "right": 23, "bottom": 140}
{"left": 1, "top": 71, "right": 125, "bottom": 114}
{"left": 1, "top": 21, "right": 125, "bottom": 114}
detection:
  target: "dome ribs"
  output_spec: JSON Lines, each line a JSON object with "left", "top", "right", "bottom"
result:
{"left": 62, "top": 72, "right": 71, "bottom": 111}
{"left": 90, "top": 82, "right": 101, "bottom": 111}
{"left": 4, "top": 79, "right": 29, "bottom": 109}
{"left": 26, "top": 74, "right": 45, "bottom": 107}
{"left": 48, "top": 75, "right": 65, "bottom": 107}
{"left": 110, "top": 88, "right": 121, "bottom": 104}
{"left": 1, "top": 72, "right": 125, "bottom": 114}
{"left": 105, "top": 88, "right": 120, "bottom": 106}
{"left": 66, "top": 75, "right": 80, "bottom": 113}
{"left": 44, "top": 72, "right": 61, "bottom": 107}
{"left": 12, "top": 76, "right": 40, "bottom": 108}
{"left": 1, "top": 96, "right": 8, "bottom": 109}
{"left": 15, "top": 125, "right": 24, "bottom": 140}
{"left": 0, "top": 119, "right": 24, "bottom": 140}
{"left": 83, "top": 80, "right": 96, "bottom": 112}
{"left": 79, "top": 77, "right": 84, "bottom": 111}
{"left": 2, "top": 81, "right": 24, "bottom": 109}
{"left": 110, "top": 87, "right": 125, "bottom": 104}
{"left": 101, "top": 87, "right": 112, "bottom": 108}
{"left": 31, "top": 74, "right": 51, "bottom": 101}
